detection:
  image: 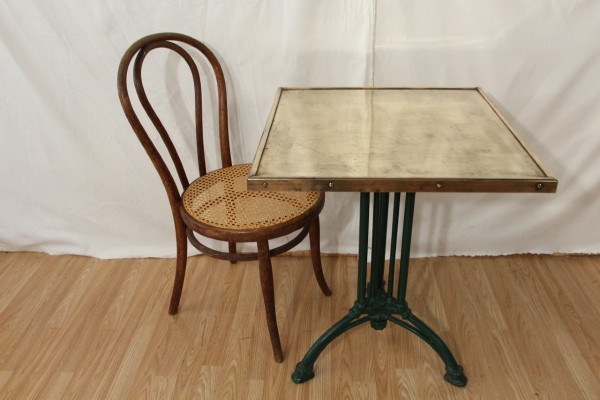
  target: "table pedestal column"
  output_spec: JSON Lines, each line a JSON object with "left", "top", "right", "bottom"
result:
{"left": 291, "top": 192, "right": 467, "bottom": 387}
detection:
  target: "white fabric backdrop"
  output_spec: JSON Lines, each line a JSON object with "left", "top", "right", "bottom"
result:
{"left": 1, "top": 1, "right": 598, "bottom": 258}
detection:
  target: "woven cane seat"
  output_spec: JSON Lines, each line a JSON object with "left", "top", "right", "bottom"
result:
{"left": 182, "top": 164, "right": 321, "bottom": 231}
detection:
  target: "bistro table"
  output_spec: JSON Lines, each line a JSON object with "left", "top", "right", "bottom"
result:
{"left": 247, "top": 87, "right": 557, "bottom": 387}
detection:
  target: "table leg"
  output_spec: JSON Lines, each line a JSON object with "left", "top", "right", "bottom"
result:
{"left": 291, "top": 192, "right": 466, "bottom": 387}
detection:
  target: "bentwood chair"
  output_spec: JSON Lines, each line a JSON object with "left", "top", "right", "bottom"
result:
{"left": 117, "top": 33, "right": 332, "bottom": 362}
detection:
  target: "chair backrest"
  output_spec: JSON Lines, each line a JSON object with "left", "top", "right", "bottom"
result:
{"left": 117, "top": 33, "right": 232, "bottom": 210}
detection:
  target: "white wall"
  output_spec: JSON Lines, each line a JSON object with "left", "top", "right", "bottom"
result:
{"left": 1, "top": 1, "right": 598, "bottom": 258}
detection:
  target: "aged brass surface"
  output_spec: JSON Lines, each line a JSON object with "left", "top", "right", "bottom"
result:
{"left": 248, "top": 88, "right": 557, "bottom": 193}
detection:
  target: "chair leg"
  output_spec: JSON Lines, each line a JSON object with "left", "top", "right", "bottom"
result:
{"left": 228, "top": 241, "right": 237, "bottom": 264}
{"left": 257, "top": 240, "right": 284, "bottom": 363}
{"left": 169, "top": 220, "right": 188, "bottom": 315}
{"left": 309, "top": 217, "right": 332, "bottom": 296}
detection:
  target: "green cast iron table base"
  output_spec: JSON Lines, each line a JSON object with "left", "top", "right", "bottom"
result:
{"left": 291, "top": 192, "right": 467, "bottom": 387}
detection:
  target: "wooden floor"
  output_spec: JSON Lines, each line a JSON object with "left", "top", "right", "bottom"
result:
{"left": 0, "top": 252, "right": 599, "bottom": 399}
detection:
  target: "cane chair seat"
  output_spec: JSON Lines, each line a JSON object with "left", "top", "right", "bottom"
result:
{"left": 182, "top": 164, "right": 321, "bottom": 231}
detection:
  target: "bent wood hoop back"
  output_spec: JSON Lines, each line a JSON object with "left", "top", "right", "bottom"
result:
{"left": 248, "top": 87, "right": 557, "bottom": 193}
{"left": 117, "top": 32, "right": 232, "bottom": 219}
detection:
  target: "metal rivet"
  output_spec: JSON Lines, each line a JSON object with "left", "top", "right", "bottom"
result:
{"left": 328, "top": 182, "right": 334, "bottom": 188}
{"left": 536, "top": 183, "right": 543, "bottom": 190}
{"left": 436, "top": 183, "right": 443, "bottom": 189}
{"left": 262, "top": 182, "right": 268, "bottom": 187}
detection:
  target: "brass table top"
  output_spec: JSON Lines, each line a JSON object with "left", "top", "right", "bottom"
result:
{"left": 248, "top": 87, "right": 557, "bottom": 193}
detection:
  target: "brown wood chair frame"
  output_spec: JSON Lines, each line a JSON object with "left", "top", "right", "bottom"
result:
{"left": 117, "top": 32, "right": 331, "bottom": 362}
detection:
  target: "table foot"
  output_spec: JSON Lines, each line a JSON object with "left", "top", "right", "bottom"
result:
{"left": 291, "top": 309, "right": 369, "bottom": 385}
{"left": 444, "top": 365, "right": 468, "bottom": 387}
{"left": 388, "top": 311, "right": 467, "bottom": 387}
{"left": 291, "top": 362, "right": 315, "bottom": 383}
